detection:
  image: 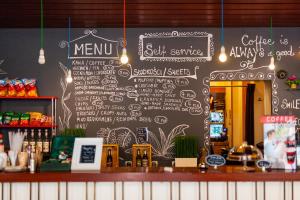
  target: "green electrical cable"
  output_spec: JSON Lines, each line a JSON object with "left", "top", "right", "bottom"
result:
{"left": 40, "top": 0, "right": 44, "bottom": 49}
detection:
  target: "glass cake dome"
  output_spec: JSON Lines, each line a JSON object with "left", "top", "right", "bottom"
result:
{"left": 227, "top": 141, "right": 263, "bottom": 162}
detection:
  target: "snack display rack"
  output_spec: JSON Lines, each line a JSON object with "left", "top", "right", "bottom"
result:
{"left": 0, "top": 96, "right": 57, "bottom": 135}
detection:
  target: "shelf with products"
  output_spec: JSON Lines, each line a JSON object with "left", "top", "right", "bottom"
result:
{"left": 0, "top": 125, "right": 57, "bottom": 128}
{"left": 0, "top": 96, "right": 57, "bottom": 100}
{"left": 0, "top": 96, "right": 58, "bottom": 136}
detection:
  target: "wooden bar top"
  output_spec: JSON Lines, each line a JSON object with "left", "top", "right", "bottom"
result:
{"left": 0, "top": 166, "right": 298, "bottom": 182}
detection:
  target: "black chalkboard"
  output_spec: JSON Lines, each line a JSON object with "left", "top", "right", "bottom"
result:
{"left": 0, "top": 28, "right": 300, "bottom": 165}
{"left": 80, "top": 145, "right": 96, "bottom": 163}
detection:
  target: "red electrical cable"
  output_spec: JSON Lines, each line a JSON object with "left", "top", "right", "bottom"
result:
{"left": 123, "top": 0, "right": 126, "bottom": 48}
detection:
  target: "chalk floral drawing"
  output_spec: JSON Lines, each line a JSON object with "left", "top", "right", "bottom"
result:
{"left": 97, "top": 124, "right": 189, "bottom": 159}
{"left": 58, "top": 62, "right": 72, "bottom": 131}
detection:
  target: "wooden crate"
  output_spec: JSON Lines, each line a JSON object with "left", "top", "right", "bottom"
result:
{"left": 101, "top": 144, "right": 119, "bottom": 168}
{"left": 132, "top": 144, "right": 152, "bottom": 167}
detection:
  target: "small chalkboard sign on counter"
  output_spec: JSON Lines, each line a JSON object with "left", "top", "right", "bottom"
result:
{"left": 205, "top": 154, "right": 226, "bottom": 169}
{"left": 80, "top": 145, "right": 96, "bottom": 163}
{"left": 256, "top": 160, "right": 271, "bottom": 171}
{"left": 71, "top": 138, "right": 103, "bottom": 171}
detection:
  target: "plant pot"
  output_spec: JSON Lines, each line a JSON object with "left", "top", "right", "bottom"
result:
{"left": 290, "top": 83, "right": 297, "bottom": 89}
{"left": 175, "top": 158, "right": 197, "bottom": 167}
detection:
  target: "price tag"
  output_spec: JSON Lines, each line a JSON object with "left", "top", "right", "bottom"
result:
{"left": 256, "top": 160, "right": 271, "bottom": 170}
{"left": 205, "top": 154, "right": 226, "bottom": 168}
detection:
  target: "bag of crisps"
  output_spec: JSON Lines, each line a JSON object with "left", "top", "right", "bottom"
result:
{"left": 10, "top": 113, "right": 20, "bottom": 126}
{"left": 27, "top": 112, "right": 42, "bottom": 126}
{"left": 0, "top": 80, "right": 7, "bottom": 97}
{"left": 41, "top": 115, "right": 52, "bottom": 126}
{"left": 22, "top": 79, "right": 38, "bottom": 97}
{"left": 20, "top": 113, "right": 30, "bottom": 126}
{"left": 7, "top": 79, "right": 16, "bottom": 97}
{"left": 0, "top": 113, "right": 3, "bottom": 125}
{"left": 3, "top": 112, "right": 14, "bottom": 125}
{"left": 14, "top": 79, "right": 26, "bottom": 97}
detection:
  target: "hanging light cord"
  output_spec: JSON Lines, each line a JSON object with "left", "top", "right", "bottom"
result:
{"left": 40, "top": 0, "right": 44, "bottom": 49}
{"left": 270, "top": 16, "right": 273, "bottom": 56}
{"left": 221, "top": 0, "right": 224, "bottom": 46}
{"left": 68, "top": 17, "right": 71, "bottom": 68}
{"left": 123, "top": 0, "right": 126, "bottom": 48}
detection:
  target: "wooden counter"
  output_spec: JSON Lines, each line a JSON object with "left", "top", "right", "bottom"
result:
{"left": 1, "top": 166, "right": 300, "bottom": 200}
{"left": 0, "top": 166, "right": 297, "bottom": 182}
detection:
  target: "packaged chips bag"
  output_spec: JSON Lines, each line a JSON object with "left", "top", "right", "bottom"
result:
{"left": 10, "top": 113, "right": 20, "bottom": 126}
{"left": 20, "top": 113, "right": 30, "bottom": 126}
{"left": 27, "top": 112, "right": 42, "bottom": 126}
{"left": 0, "top": 80, "right": 7, "bottom": 96}
{"left": 22, "top": 79, "right": 38, "bottom": 97}
{"left": 41, "top": 115, "right": 52, "bottom": 126}
{"left": 7, "top": 79, "right": 16, "bottom": 96}
{"left": 0, "top": 113, "right": 3, "bottom": 125}
{"left": 14, "top": 79, "right": 26, "bottom": 97}
{"left": 3, "top": 112, "right": 14, "bottom": 125}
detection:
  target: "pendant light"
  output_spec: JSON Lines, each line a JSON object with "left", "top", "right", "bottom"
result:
{"left": 66, "top": 69, "right": 73, "bottom": 83}
{"left": 38, "top": 0, "right": 45, "bottom": 64}
{"left": 66, "top": 17, "right": 73, "bottom": 83}
{"left": 120, "top": 0, "right": 129, "bottom": 64}
{"left": 268, "top": 56, "right": 275, "bottom": 70}
{"left": 218, "top": 0, "right": 227, "bottom": 63}
{"left": 268, "top": 17, "right": 275, "bottom": 70}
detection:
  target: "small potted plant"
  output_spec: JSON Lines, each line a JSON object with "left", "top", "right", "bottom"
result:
{"left": 174, "top": 136, "right": 198, "bottom": 167}
{"left": 286, "top": 75, "right": 300, "bottom": 89}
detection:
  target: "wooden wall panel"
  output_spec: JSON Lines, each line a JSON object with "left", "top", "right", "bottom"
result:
{"left": 0, "top": 0, "right": 300, "bottom": 27}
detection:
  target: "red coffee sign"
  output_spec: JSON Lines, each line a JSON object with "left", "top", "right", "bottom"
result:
{"left": 260, "top": 115, "right": 296, "bottom": 123}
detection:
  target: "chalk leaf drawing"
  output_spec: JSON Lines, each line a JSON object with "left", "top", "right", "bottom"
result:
{"left": 149, "top": 124, "right": 189, "bottom": 158}
{"left": 97, "top": 124, "right": 189, "bottom": 158}
{"left": 58, "top": 62, "right": 72, "bottom": 131}
{"left": 0, "top": 60, "right": 7, "bottom": 75}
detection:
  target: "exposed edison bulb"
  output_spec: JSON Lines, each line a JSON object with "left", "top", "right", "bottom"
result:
{"left": 38, "top": 48, "right": 45, "bottom": 64}
{"left": 66, "top": 69, "right": 73, "bottom": 83}
{"left": 120, "top": 48, "right": 129, "bottom": 64}
{"left": 218, "top": 46, "right": 227, "bottom": 62}
{"left": 268, "top": 56, "right": 275, "bottom": 70}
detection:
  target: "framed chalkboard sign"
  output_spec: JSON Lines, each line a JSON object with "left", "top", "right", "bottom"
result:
{"left": 71, "top": 138, "right": 103, "bottom": 171}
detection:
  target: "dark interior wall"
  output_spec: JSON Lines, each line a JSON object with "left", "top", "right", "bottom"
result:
{"left": 0, "top": 28, "right": 299, "bottom": 164}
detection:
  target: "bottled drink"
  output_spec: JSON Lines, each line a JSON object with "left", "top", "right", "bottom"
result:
{"left": 0, "top": 133, "right": 4, "bottom": 152}
{"left": 296, "top": 127, "right": 300, "bottom": 167}
{"left": 42, "top": 130, "right": 50, "bottom": 153}
{"left": 106, "top": 149, "right": 113, "bottom": 167}
{"left": 286, "top": 136, "right": 296, "bottom": 165}
{"left": 29, "top": 129, "right": 36, "bottom": 153}
{"left": 36, "top": 129, "right": 43, "bottom": 153}
{"left": 22, "top": 129, "right": 29, "bottom": 152}
{"left": 142, "top": 150, "right": 149, "bottom": 167}
{"left": 136, "top": 149, "right": 142, "bottom": 167}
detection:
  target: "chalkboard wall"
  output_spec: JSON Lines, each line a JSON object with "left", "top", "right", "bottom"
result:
{"left": 0, "top": 28, "right": 299, "bottom": 164}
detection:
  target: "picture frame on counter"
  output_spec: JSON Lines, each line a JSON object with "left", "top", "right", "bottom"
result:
{"left": 71, "top": 138, "right": 103, "bottom": 171}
